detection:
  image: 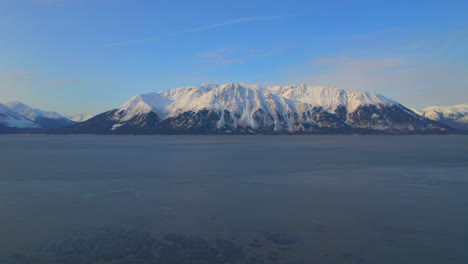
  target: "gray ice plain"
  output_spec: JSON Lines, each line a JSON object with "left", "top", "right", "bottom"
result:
{"left": 0, "top": 135, "right": 467, "bottom": 264}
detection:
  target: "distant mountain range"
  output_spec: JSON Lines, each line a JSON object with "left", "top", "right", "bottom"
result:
{"left": 411, "top": 104, "right": 468, "bottom": 131}
{"left": 67, "top": 114, "right": 94, "bottom": 122}
{"left": 1, "top": 83, "right": 466, "bottom": 134}
{"left": 0, "top": 102, "right": 38, "bottom": 129}
{"left": 6, "top": 101, "right": 75, "bottom": 129}
{"left": 0, "top": 101, "right": 76, "bottom": 132}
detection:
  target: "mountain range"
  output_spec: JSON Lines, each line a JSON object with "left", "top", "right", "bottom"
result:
{"left": 411, "top": 104, "right": 468, "bottom": 131}
{"left": 1, "top": 83, "right": 466, "bottom": 134}
{"left": 6, "top": 101, "right": 75, "bottom": 129}
{"left": 0, "top": 102, "right": 38, "bottom": 131}
{"left": 49, "top": 83, "right": 459, "bottom": 134}
{"left": 0, "top": 101, "right": 74, "bottom": 132}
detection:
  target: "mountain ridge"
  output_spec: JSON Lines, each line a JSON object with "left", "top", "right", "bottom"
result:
{"left": 51, "top": 83, "right": 455, "bottom": 135}
{"left": 411, "top": 104, "right": 468, "bottom": 131}
{"left": 0, "top": 101, "right": 75, "bottom": 132}
{"left": 0, "top": 102, "right": 38, "bottom": 129}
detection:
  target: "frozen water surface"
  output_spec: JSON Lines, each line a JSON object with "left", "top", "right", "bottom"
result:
{"left": 0, "top": 135, "right": 467, "bottom": 263}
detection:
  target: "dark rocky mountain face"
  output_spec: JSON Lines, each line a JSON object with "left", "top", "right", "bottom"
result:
{"left": 117, "top": 112, "right": 161, "bottom": 134}
{"left": 347, "top": 105, "right": 451, "bottom": 133}
{"left": 53, "top": 104, "right": 454, "bottom": 135}
{"left": 157, "top": 110, "right": 223, "bottom": 134}
{"left": 52, "top": 110, "right": 162, "bottom": 134}
{"left": 441, "top": 119, "right": 468, "bottom": 131}
{"left": 0, "top": 123, "right": 17, "bottom": 134}
{"left": 34, "top": 116, "right": 75, "bottom": 129}
{"left": 51, "top": 110, "right": 120, "bottom": 134}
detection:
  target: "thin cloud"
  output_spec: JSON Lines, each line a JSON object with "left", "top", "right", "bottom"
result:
{"left": 37, "top": 0, "right": 67, "bottom": 3}
{"left": 399, "top": 30, "right": 468, "bottom": 51}
{"left": 346, "top": 28, "right": 400, "bottom": 40}
{"left": 170, "top": 76, "right": 224, "bottom": 83}
{"left": 10, "top": 72, "right": 81, "bottom": 83}
{"left": 107, "top": 15, "right": 293, "bottom": 47}
{"left": 10, "top": 72, "right": 33, "bottom": 80}
{"left": 215, "top": 59, "right": 247, "bottom": 65}
{"left": 401, "top": 41, "right": 432, "bottom": 50}
{"left": 106, "top": 37, "right": 162, "bottom": 47}
{"left": 198, "top": 46, "right": 282, "bottom": 65}
{"left": 41, "top": 78, "right": 81, "bottom": 83}
{"left": 171, "top": 15, "right": 290, "bottom": 36}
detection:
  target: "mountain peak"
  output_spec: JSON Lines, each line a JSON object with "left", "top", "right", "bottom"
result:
{"left": 219, "top": 82, "right": 248, "bottom": 91}
{"left": 3, "top": 100, "right": 73, "bottom": 129}
{"left": 6, "top": 100, "right": 23, "bottom": 105}
{"left": 6, "top": 100, "right": 33, "bottom": 112}
{"left": 0, "top": 102, "right": 38, "bottom": 128}
{"left": 117, "top": 92, "right": 173, "bottom": 121}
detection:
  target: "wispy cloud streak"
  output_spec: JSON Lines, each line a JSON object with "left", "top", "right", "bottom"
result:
{"left": 198, "top": 46, "right": 282, "bottom": 65}
{"left": 107, "top": 15, "right": 292, "bottom": 47}
{"left": 10, "top": 72, "right": 81, "bottom": 83}
{"left": 38, "top": 0, "right": 67, "bottom": 3}
{"left": 171, "top": 15, "right": 290, "bottom": 35}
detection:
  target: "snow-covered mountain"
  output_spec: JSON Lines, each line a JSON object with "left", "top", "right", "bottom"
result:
{"left": 6, "top": 101, "right": 74, "bottom": 129}
{"left": 0, "top": 101, "right": 76, "bottom": 133}
{"left": 411, "top": 104, "right": 468, "bottom": 131}
{"left": 7, "top": 101, "right": 62, "bottom": 119}
{"left": 56, "top": 83, "right": 452, "bottom": 134}
{"left": 68, "top": 114, "right": 94, "bottom": 122}
{"left": 0, "top": 103, "right": 38, "bottom": 129}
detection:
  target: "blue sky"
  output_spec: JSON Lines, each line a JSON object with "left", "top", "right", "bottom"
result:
{"left": 0, "top": 0, "right": 467, "bottom": 115}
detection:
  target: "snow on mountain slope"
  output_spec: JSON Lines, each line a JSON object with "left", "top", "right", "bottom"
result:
{"left": 267, "top": 84, "right": 397, "bottom": 113}
{"left": 411, "top": 104, "right": 468, "bottom": 130}
{"left": 69, "top": 114, "right": 94, "bottom": 122}
{"left": 0, "top": 103, "right": 38, "bottom": 128}
{"left": 58, "top": 83, "right": 452, "bottom": 134}
{"left": 411, "top": 104, "right": 468, "bottom": 119}
{"left": 346, "top": 91, "right": 397, "bottom": 113}
{"left": 7, "top": 101, "right": 64, "bottom": 120}
{"left": 180, "top": 83, "right": 291, "bottom": 130}
{"left": 161, "top": 84, "right": 217, "bottom": 115}
{"left": 169, "top": 83, "right": 431, "bottom": 133}
{"left": 118, "top": 83, "right": 398, "bottom": 123}
{"left": 111, "top": 83, "right": 217, "bottom": 126}
{"left": 116, "top": 92, "right": 173, "bottom": 122}
{"left": 160, "top": 83, "right": 218, "bottom": 100}
{"left": 263, "top": 84, "right": 435, "bottom": 132}
{"left": 267, "top": 85, "right": 347, "bottom": 112}
{"left": 6, "top": 101, "right": 74, "bottom": 128}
